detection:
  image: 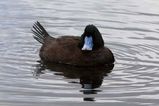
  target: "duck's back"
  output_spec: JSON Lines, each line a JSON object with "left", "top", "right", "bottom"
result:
{"left": 40, "top": 36, "right": 114, "bottom": 66}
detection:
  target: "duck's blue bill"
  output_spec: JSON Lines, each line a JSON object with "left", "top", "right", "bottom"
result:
{"left": 82, "top": 36, "right": 93, "bottom": 51}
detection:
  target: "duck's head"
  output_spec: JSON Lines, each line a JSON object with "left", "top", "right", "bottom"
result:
{"left": 79, "top": 25, "right": 104, "bottom": 51}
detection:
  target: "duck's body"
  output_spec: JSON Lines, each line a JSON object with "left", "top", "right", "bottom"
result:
{"left": 32, "top": 22, "right": 114, "bottom": 66}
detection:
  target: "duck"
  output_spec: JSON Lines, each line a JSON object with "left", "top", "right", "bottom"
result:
{"left": 32, "top": 21, "right": 115, "bottom": 66}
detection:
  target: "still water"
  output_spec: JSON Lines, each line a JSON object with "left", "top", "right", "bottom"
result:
{"left": 0, "top": 0, "right": 159, "bottom": 106}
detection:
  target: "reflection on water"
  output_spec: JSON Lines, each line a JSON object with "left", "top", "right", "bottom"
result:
{"left": 34, "top": 61, "right": 114, "bottom": 102}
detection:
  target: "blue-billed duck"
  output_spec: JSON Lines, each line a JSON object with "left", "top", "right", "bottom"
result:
{"left": 32, "top": 22, "right": 115, "bottom": 66}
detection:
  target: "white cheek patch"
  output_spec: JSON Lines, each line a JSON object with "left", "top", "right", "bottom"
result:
{"left": 82, "top": 36, "right": 93, "bottom": 51}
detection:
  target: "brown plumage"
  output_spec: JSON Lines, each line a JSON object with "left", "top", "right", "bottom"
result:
{"left": 32, "top": 21, "right": 115, "bottom": 66}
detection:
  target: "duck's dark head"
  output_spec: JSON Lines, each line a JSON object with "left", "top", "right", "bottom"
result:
{"left": 79, "top": 25, "right": 104, "bottom": 51}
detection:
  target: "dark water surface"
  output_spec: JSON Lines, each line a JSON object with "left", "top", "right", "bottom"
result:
{"left": 0, "top": 0, "right": 159, "bottom": 106}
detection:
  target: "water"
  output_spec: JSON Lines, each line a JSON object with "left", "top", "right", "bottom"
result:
{"left": 0, "top": 0, "right": 159, "bottom": 106}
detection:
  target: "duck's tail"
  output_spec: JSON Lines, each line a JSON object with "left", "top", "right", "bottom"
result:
{"left": 31, "top": 21, "right": 50, "bottom": 44}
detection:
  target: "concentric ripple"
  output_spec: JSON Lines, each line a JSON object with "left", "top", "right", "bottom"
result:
{"left": 0, "top": 0, "right": 159, "bottom": 106}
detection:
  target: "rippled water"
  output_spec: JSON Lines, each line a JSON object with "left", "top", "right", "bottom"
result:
{"left": 0, "top": 0, "right": 159, "bottom": 106}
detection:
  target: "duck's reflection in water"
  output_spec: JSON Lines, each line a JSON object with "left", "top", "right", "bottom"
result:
{"left": 33, "top": 61, "right": 114, "bottom": 102}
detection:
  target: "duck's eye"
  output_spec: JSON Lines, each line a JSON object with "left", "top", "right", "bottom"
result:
{"left": 82, "top": 36, "right": 93, "bottom": 51}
